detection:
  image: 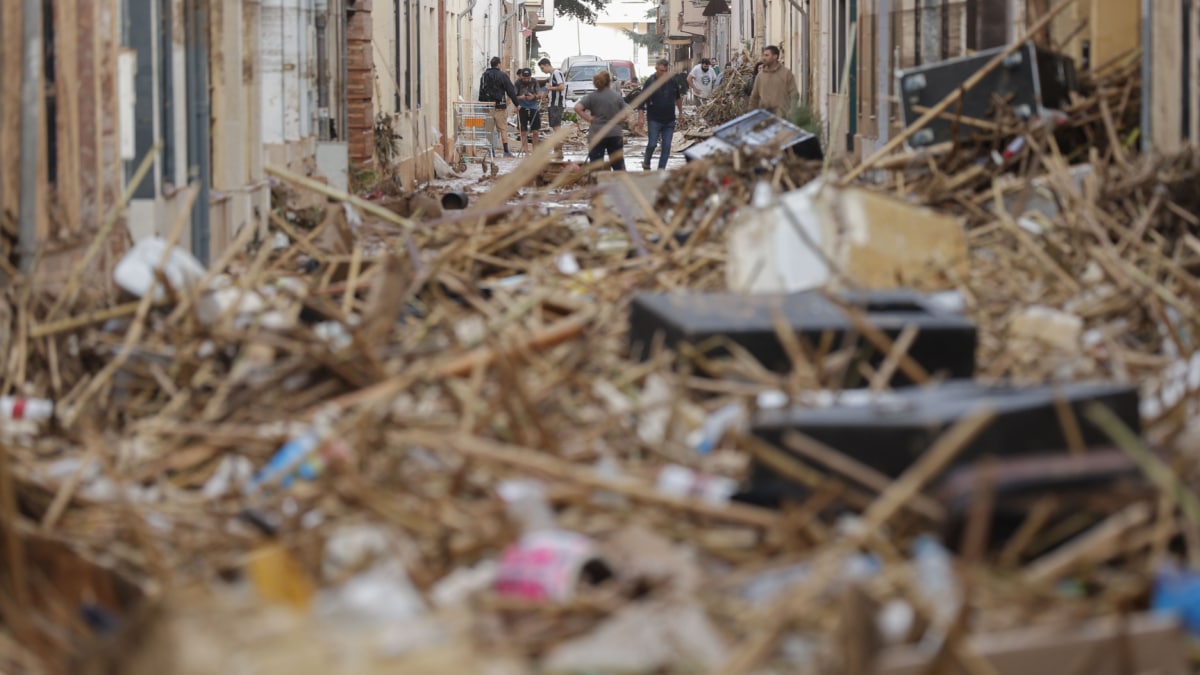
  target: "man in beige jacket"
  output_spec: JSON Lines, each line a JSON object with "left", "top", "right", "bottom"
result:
{"left": 748, "top": 45, "right": 799, "bottom": 118}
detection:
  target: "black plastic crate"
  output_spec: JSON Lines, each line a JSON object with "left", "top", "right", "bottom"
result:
{"left": 898, "top": 41, "right": 1078, "bottom": 148}
{"left": 741, "top": 381, "right": 1140, "bottom": 507}
{"left": 628, "top": 289, "right": 976, "bottom": 384}
{"left": 684, "top": 109, "right": 824, "bottom": 162}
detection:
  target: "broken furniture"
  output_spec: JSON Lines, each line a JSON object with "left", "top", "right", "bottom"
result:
{"left": 898, "top": 41, "right": 1078, "bottom": 148}
{"left": 739, "top": 381, "right": 1140, "bottom": 507}
{"left": 683, "top": 109, "right": 824, "bottom": 162}
{"left": 628, "top": 289, "right": 976, "bottom": 383}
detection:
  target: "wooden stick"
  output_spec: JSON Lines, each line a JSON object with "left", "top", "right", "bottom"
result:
{"left": 434, "top": 309, "right": 595, "bottom": 378}
{"left": 1086, "top": 403, "right": 1200, "bottom": 528}
{"left": 843, "top": 0, "right": 1079, "bottom": 183}
{"left": 911, "top": 104, "right": 1004, "bottom": 132}
{"left": 781, "top": 430, "right": 945, "bottom": 522}
{"left": 821, "top": 292, "right": 931, "bottom": 384}
{"left": 1023, "top": 502, "right": 1152, "bottom": 586}
{"left": 30, "top": 300, "right": 163, "bottom": 338}
{"left": 398, "top": 430, "right": 781, "bottom": 529}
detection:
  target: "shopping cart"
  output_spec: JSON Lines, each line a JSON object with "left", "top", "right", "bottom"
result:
{"left": 454, "top": 101, "right": 499, "bottom": 176}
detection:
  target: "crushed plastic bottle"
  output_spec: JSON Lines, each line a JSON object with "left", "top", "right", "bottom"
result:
{"left": 494, "top": 480, "right": 612, "bottom": 602}
{"left": 687, "top": 402, "right": 746, "bottom": 455}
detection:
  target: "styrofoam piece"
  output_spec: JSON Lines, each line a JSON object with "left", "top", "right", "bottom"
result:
{"left": 113, "top": 236, "right": 208, "bottom": 301}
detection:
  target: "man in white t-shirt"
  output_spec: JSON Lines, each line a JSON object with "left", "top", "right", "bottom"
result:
{"left": 687, "top": 58, "right": 717, "bottom": 102}
{"left": 539, "top": 57, "right": 566, "bottom": 160}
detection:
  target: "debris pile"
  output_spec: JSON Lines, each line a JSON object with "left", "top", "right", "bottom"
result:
{"left": 695, "top": 57, "right": 759, "bottom": 127}
{"left": 1, "top": 41, "right": 1199, "bottom": 675}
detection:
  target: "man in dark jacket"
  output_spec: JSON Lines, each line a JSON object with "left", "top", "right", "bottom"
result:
{"left": 639, "top": 59, "right": 685, "bottom": 171}
{"left": 479, "top": 56, "right": 519, "bottom": 157}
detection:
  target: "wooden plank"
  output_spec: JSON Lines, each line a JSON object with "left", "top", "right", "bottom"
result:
{"left": 55, "top": 0, "right": 83, "bottom": 237}
{"left": 1192, "top": 0, "right": 1199, "bottom": 143}
{"left": 0, "top": 2, "right": 22, "bottom": 235}
{"left": 243, "top": 0, "right": 267, "bottom": 239}
{"left": 1150, "top": 0, "right": 1183, "bottom": 151}
{"left": 1088, "top": 0, "right": 1139, "bottom": 69}
{"left": 875, "top": 613, "right": 1188, "bottom": 675}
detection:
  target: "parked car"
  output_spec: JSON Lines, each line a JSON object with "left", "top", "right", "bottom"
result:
{"left": 564, "top": 61, "right": 615, "bottom": 101}
{"left": 607, "top": 60, "right": 638, "bottom": 87}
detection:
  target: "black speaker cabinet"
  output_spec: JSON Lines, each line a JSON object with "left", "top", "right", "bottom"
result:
{"left": 898, "top": 41, "right": 1078, "bottom": 148}
{"left": 628, "top": 289, "right": 976, "bottom": 384}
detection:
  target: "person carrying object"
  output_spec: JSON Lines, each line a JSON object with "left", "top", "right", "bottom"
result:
{"left": 639, "top": 59, "right": 685, "bottom": 171}
{"left": 478, "top": 56, "right": 520, "bottom": 157}
{"left": 574, "top": 70, "right": 628, "bottom": 171}
{"left": 515, "top": 68, "right": 541, "bottom": 154}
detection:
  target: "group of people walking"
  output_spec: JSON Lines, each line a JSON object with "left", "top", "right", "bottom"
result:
{"left": 477, "top": 46, "right": 798, "bottom": 172}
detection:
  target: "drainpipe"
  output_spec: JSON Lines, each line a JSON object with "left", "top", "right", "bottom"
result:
{"left": 18, "top": 0, "right": 43, "bottom": 274}
{"left": 184, "top": 0, "right": 212, "bottom": 264}
{"left": 438, "top": 0, "right": 450, "bottom": 158}
{"left": 847, "top": 0, "right": 857, "bottom": 150}
{"left": 457, "top": 0, "right": 481, "bottom": 99}
{"left": 316, "top": 11, "right": 330, "bottom": 140}
{"left": 1140, "top": 0, "right": 1151, "bottom": 152}
{"left": 877, "top": 0, "right": 891, "bottom": 146}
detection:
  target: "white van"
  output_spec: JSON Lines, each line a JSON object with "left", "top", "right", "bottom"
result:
{"left": 559, "top": 55, "right": 602, "bottom": 72}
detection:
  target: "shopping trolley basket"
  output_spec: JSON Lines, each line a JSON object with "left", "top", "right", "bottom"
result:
{"left": 454, "top": 101, "right": 499, "bottom": 176}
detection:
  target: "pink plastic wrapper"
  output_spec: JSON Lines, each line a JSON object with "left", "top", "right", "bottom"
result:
{"left": 494, "top": 530, "right": 601, "bottom": 602}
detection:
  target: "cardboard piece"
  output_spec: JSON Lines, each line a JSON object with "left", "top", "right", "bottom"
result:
{"left": 728, "top": 180, "right": 968, "bottom": 294}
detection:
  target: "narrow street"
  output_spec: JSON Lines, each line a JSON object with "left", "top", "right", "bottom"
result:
{"left": 2, "top": 1, "right": 1200, "bottom": 673}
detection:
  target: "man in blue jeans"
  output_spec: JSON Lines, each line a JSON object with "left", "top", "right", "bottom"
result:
{"left": 640, "top": 59, "right": 685, "bottom": 170}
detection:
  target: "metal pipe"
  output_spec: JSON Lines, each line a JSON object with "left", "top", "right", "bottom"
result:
{"left": 316, "top": 12, "right": 330, "bottom": 140}
{"left": 1140, "top": 0, "right": 1151, "bottom": 152}
{"left": 185, "top": 0, "right": 212, "bottom": 263}
{"left": 877, "top": 0, "right": 891, "bottom": 146}
{"left": 18, "top": 0, "right": 43, "bottom": 274}
{"left": 457, "top": 0, "right": 481, "bottom": 99}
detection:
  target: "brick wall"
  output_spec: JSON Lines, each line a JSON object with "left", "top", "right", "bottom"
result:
{"left": 347, "top": 1, "right": 375, "bottom": 164}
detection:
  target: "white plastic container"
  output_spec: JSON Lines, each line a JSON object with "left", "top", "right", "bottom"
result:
{"left": 0, "top": 397, "right": 54, "bottom": 421}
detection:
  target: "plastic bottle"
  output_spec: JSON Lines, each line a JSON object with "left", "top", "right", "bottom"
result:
{"left": 0, "top": 396, "right": 54, "bottom": 421}
{"left": 911, "top": 534, "right": 961, "bottom": 627}
{"left": 246, "top": 413, "right": 335, "bottom": 493}
{"left": 689, "top": 402, "right": 746, "bottom": 455}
